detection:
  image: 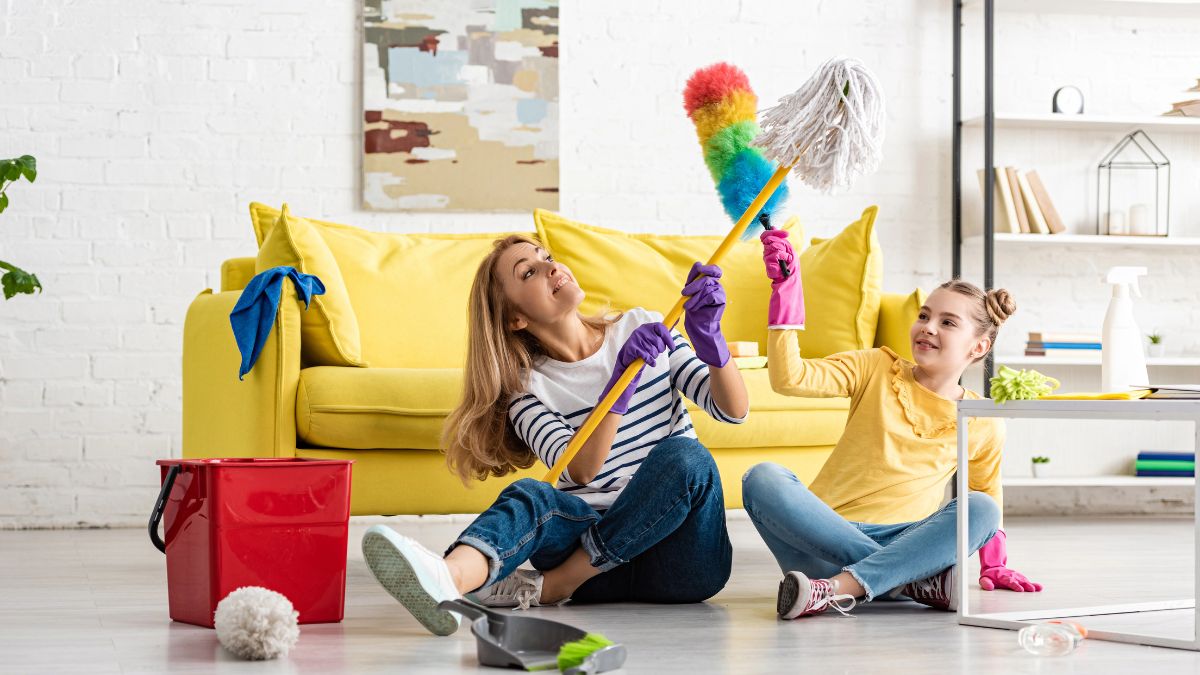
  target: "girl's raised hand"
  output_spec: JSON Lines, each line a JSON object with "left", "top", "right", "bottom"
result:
{"left": 760, "top": 230, "right": 806, "bottom": 329}
{"left": 682, "top": 263, "right": 729, "bottom": 367}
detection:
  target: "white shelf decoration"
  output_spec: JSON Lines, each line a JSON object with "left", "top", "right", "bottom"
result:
{"left": 962, "top": 113, "right": 1200, "bottom": 132}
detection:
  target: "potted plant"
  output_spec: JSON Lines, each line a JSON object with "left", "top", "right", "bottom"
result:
{"left": 1147, "top": 331, "right": 1165, "bottom": 358}
{"left": 1031, "top": 456, "right": 1050, "bottom": 478}
{"left": 0, "top": 155, "right": 41, "bottom": 299}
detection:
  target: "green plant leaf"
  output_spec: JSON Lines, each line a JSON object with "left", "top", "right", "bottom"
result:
{"left": 3, "top": 162, "right": 19, "bottom": 182}
{"left": 18, "top": 155, "right": 36, "bottom": 183}
{"left": 0, "top": 192, "right": 7, "bottom": 214}
{"left": 0, "top": 260, "right": 42, "bottom": 299}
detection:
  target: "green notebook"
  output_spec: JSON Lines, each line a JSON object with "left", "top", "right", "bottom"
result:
{"left": 1135, "top": 459, "right": 1196, "bottom": 472}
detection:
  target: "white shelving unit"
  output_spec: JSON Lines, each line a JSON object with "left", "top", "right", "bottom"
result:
{"left": 965, "top": 0, "right": 1200, "bottom": 16}
{"left": 963, "top": 232, "right": 1200, "bottom": 247}
{"left": 993, "top": 355, "right": 1200, "bottom": 367}
{"left": 962, "top": 113, "right": 1200, "bottom": 132}
{"left": 1005, "top": 475, "right": 1193, "bottom": 487}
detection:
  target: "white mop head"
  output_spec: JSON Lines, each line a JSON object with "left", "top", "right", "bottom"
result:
{"left": 753, "top": 57, "right": 885, "bottom": 193}
{"left": 214, "top": 586, "right": 300, "bottom": 660}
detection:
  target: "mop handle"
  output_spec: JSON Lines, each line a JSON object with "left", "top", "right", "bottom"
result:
{"left": 542, "top": 163, "right": 792, "bottom": 484}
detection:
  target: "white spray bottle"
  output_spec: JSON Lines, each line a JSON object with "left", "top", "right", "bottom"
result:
{"left": 1101, "top": 266, "right": 1149, "bottom": 393}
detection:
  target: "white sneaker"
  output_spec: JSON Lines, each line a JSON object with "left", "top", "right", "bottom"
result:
{"left": 776, "top": 571, "right": 857, "bottom": 620}
{"left": 469, "top": 568, "right": 546, "bottom": 610}
{"left": 361, "top": 525, "right": 462, "bottom": 635}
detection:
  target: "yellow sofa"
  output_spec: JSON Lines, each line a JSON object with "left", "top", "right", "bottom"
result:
{"left": 183, "top": 206, "right": 922, "bottom": 515}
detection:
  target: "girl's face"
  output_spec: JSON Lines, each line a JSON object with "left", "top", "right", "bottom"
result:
{"left": 909, "top": 288, "right": 992, "bottom": 374}
{"left": 496, "top": 242, "right": 584, "bottom": 330}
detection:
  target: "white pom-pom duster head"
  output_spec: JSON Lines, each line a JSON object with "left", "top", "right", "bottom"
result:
{"left": 214, "top": 586, "right": 300, "bottom": 660}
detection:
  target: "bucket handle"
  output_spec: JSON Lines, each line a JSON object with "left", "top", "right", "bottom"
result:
{"left": 148, "top": 464, "right": 180, "bottom": 553}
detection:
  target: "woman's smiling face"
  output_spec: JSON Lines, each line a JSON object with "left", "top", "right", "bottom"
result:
{"left": 496, "top": 242, "right": 584, "bottom": 330}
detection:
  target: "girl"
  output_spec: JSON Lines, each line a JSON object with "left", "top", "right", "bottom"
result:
{"left": 361, "top": 235, "right": 749, "bottom": 635}
{"left": 743, "top": 229, "right": 1041, "bottom": 620}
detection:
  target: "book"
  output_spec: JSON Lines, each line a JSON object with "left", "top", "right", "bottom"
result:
{"left": 977, "top": 169, "right": 1019, "bottom": 233}
{"left": 1026, "top": 342, "right": 1102, "bottom": 350}
{"left": 1026, "top": 171, "right": 1066, "bottom": 234}
{"left": 1005, "top": 167, "right": 1031, "bottom": 233}
{"left": 1137, "top": 384, "right": 1200, "bottom": 400}
{"left": 1137, "top": 469, "right": 1194, "bottom": 477}
{"left": 1136, "top": 459, "right": 1196, "bottom": 472}
{"left": 1138, "top": 451, "right": 1195, "bottom": 462}
{"left": 1029, "top": 332, "right": 1101, "bottom": 343}
{"left": 1024, "top": 349, "right": 1103, "bottom": 359}
{"left": 1016, "top": 171, "right": 1050, "bottom": 233}
{"left": 1170, "top": 99, "right": 1200, "bottom": 116}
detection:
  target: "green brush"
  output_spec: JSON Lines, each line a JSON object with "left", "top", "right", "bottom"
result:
{"left": 556, "top": 633, "right": 614, "bottom": 672}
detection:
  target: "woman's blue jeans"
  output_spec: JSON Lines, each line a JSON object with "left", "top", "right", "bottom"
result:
{"left": 453, "top": 436, "right": 732, "bottom": 603}
{"left": 742, "top": 462, "right": 1000, "bottom": 601}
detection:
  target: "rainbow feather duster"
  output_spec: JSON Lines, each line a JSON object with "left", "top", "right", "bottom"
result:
{"left": 684, "top": 63, "right": 789, "bottom": 239}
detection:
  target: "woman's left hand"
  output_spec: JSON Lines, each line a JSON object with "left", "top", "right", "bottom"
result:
{"left": 682, "top": 262, "right": 729, "bottom": 367}
{"left": 978, "top": 530, "right": 1043, "bottom": 592}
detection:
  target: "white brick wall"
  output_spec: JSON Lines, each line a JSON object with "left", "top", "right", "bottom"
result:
{"left": 1, "top": 1, "right": 1198, "bottom": 527}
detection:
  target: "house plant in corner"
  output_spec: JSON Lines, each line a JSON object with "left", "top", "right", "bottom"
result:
{"left": 1147, "top": 331, "right": 1165, "bottom": 358}
{"left": 0, "top": 155, "right": 42, "bottom": 299}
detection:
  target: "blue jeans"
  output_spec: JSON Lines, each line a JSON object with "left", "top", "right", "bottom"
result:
{"left": 453, "top": 436, "right": 732, "bottom": 603}
{"left": 742, "top": 462, "right": 1000, "bottom": 601}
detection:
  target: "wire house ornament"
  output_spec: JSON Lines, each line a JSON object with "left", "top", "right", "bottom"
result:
{"left": 1096, "top": 129, "right": 1170, "bottom": 236}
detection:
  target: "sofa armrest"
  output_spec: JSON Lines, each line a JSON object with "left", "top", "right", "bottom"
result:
{"left": 220, "top": 257, "right": 257, "bottom": 292}
{"left": 183, "top": 283, "right": 301, "bottom": 459}
{"left": 874, "top": 288, "right": 927, "bottom": 361}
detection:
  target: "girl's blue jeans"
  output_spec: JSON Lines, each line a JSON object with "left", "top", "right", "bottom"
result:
{"left": 742, "top": 462, "right": 1000, "bottom": 601}
{"left": 453, "top": 436, "right": 732, "bottom": 603}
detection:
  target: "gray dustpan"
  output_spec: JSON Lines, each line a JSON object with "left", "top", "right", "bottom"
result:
{"left": 438, "top": 598, "right": 626, "bottom": 673}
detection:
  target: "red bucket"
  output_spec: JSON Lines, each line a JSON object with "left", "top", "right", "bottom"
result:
{"left": 149, "top": 458, "right": 353, "bottom": 627}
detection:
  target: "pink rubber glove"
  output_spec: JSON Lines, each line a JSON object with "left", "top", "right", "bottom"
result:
{"left": 759, "top": 230, "right": 805, "bottom": 329}
{"left": 978, "top": 529, "right": 1043, "bottom": 592}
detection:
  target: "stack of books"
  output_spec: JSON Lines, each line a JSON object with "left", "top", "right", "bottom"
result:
{"left": 1025, "top": 332, "right": 1101, "bottom": 358}
{"left": 1162, "top": 79, "right": 1200, "bottom": 117}
{"left": 977, "top": 167, "right": 1066, "bottom": 235}
{"left": 1144, "top": 384, "right": 1200, "bottom": 400}
{"left": 1136, "top": 451, "right": 1194, "bottom": 477}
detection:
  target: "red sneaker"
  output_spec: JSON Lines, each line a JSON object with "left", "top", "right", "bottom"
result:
{"left": 777, "top": 571, "right": 857, "bottom": 620}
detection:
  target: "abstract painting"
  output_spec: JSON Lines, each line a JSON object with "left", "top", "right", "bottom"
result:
{"left": 362, "top": 0, "right": 559, "bottom": 211}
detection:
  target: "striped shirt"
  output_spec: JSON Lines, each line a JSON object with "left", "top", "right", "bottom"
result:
{"left": 507, "top": 308, "right": 746, "bottom": 509}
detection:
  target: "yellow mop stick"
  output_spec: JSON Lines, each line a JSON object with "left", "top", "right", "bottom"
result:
{"left": 542, "top": 163, "right": 791, "bottom": 484}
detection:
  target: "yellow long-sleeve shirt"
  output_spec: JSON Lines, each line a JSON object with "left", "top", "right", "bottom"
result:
{"left": 768, "top": 330, "right": 1004, "bottom": 525}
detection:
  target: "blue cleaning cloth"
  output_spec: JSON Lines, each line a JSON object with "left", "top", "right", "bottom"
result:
{"left": 229, "top": 266, "right": 324, "bottom": 380}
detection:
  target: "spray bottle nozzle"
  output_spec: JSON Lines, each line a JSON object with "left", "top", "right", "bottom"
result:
{"left": 1105, "top": 266, "right": 1147, "bottom": 298}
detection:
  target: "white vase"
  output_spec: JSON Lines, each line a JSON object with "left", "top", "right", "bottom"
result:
{"left": 1148, "top": 343, "right": 1165, "bottom": 358}
{"left": 1031, "top": 463, "right": 1044, "bottom": 478}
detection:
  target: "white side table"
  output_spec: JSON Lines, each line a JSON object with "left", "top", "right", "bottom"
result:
{"left": 955, "top": 398, "right": 1200, "bottom": 650}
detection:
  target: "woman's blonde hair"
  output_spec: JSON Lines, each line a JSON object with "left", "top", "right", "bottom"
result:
{"left": 442, "top": 234, "right": 614, "bottom": 483}
{"left": 937, "top": 279, "right": 1017, "bottom": 363}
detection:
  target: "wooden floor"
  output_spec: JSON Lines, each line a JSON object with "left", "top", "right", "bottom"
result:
{"left": 3, "top": 514, "right": 1199, "bottom": 673}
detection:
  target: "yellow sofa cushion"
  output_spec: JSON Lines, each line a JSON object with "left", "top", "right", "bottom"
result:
{"left": 534, "top": 209, "right": 795, "bottom": 353}
{"left": 249, "top": 202, "right": 521, "bottom": 368}
{"left": 874, "top": 287, "right": 926, "bottom": 361}
{"left": 256, "top": 204, "right": 367, "bottom": 367}
{"left": 793, "top": 206, "right": 883, "bottom": 357}
{"left": 295, "top": 365, "right": 849, "bottom": 451}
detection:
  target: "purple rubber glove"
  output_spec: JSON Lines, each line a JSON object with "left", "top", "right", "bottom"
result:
{"left": 599, "top": 322, "right": 673, "bottom": 415}
{"left": 760, "top": 230, "right": 806, "bottom": 329}
{"left": 979, "top": 529, "right": 1043, "bottom": 592}
{"left": 681, "top": 262, "right": 730, "bottom": 368}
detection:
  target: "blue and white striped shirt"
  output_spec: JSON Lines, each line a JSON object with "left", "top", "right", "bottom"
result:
{"left": 507, "top": 308, "right": 746, "bottom": 509}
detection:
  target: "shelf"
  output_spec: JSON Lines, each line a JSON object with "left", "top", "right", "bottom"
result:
{"left": 964, "top": 0, "right": 1200, "bottom": 17}
{"left": 1005, "top": 475, "right": 1193, "bottom": 487}
{"left": 961, "top": 113, "right": 1200, "bottom": 132}
{"left": 990, "top": 355, "right": 1200, "bottom": 366}
{"left": 962, "top": 232, "right": 1200, "bottom": 247}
